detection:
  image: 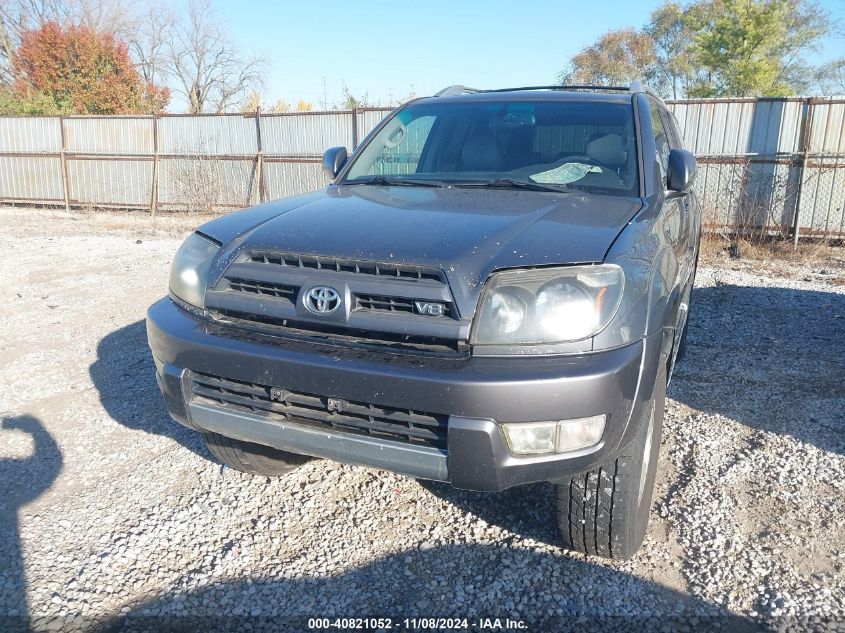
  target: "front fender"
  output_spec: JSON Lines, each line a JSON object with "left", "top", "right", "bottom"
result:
{"left": 594, "top": 195, "right": 677, "bottom": 350}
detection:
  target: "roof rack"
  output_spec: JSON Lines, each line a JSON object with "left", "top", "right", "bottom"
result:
{"left": 486, "top": 85, "right": 631, "bottom": 93}
{"left": 434, "top": 81, "right": 664, "bottom": 101}
{"left": 434, "top": 85, "right": 482, "bottom": 97}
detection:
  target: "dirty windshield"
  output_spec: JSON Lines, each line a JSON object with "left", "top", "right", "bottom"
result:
{"left": 343, "top": 99, "right": 639, "bottom": 196}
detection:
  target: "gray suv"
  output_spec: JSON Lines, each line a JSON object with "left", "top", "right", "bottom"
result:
{"left": 147, "top": 83, "right": 700, "bottom": 559}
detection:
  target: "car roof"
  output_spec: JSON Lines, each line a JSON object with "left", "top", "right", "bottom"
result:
{"left": 414, "top": 89, "right": 637, "bottom": 106}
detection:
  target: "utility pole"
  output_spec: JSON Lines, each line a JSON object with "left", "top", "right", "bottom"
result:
{"left": 321, "top": 76, "right": 328, "bottom": 111}
{"left": 388, "top": 87, "right": 394, "bottom": 107}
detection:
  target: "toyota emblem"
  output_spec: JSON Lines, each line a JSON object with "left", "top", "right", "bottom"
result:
{"left": 304, "top": 286, "right": 341, "bottom": 315}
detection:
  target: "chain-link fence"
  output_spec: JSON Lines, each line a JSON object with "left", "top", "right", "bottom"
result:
{"left": 1, "top": 98, "right": 843, "bottom": 238}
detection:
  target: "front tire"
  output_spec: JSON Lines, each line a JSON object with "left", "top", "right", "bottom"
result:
{"left": 555, "top": 372, "right": 665, "bottom": 560}
{"left": 203, "top": 432, "right": 311, "bottom": 476}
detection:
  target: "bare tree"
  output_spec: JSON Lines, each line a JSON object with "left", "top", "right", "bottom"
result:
{"left": 73, "top": 0, "right": 133, "bottom": 33}
{"left": 815, "top": 58, "right": 845, "bottom": 95}
{"left": 166, "top": 0, "right": 265, "bottom": 113}
{"left": 124, "top": 1, "right": 175, "bottom": 89}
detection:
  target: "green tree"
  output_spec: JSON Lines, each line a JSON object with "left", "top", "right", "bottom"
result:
{"left": 686, "top": 0, "right": 829, "bottom": 96}
{"left": 558, "top": 0, "right": 831, "bottom": 98}
{"left": 340, "top": 82, "right": 371, "bottom": 109}
{"left": 0, "top": 87, "right": 72, "bottom": 114}
{"left": 646, "top": 1, "right": 708, "bottom": 98}
{"left": 558, "top": 28, "right": 657, "bottom": 86}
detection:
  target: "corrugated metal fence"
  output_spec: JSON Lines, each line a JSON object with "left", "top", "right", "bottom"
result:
{"left": 667, "top": 97, "right": 845, "bottom": 238}
{"left": 1, "top": 97, "right": 844, "bottom": 237}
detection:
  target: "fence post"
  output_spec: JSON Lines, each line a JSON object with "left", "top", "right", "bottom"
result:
{"left": 792, "top": 98, "right": 815, "bottom": 247}
{"left": 351, "top": 108, "right": 359, "bottom": 149}
{"left": 59, "top": 116, "right": 70, "bottom": 213}
{"left": 150, "top": 114, "right": 159, "bottom": 216}
{"left": 255, "top": 107, "right": 265, "bottom": 204}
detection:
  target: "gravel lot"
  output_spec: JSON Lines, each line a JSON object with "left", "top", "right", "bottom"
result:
{"left": 1, "top": 207, "right": 844, "bottom": 632}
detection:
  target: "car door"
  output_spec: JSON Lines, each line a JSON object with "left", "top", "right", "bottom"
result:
{"left": 664, "top": 109, "right": 701, "bottom": 272}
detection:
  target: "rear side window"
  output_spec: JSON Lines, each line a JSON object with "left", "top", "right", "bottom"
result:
{"left": 648, "top": 98, "right": 670, "bottom": 185}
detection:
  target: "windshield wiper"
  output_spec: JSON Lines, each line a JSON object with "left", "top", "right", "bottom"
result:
{"left": 452, "top": 178, "right": 573, "bottom": 193}
{"left": 342, "top": 176, "right": 450, "bottom": 188}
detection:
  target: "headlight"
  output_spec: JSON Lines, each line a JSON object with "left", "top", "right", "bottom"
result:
{"left": 472, "top": 264, "right": 624, "bottom": 345}
{"left": 168, "top": 233, "right": 220, "bottom": 309}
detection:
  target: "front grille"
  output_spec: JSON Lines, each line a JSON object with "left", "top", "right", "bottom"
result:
{"left": 227, "top": 277, "right": 298, "bottom": 302}
{"left": 207, "top": 251, "right": 465, "bottom": 356}
{"left": 355, "top": 293, "right": 414, "bottom": 314}
{"left": 191, "top": 372, "right": 448, "bottom": 450}
{"left": 249, "top": 252, "right": 446, "bottom": 283}
{"left": 223, "top": 282, "right": 454, "bottom": 319}
{"left": 210, "top": 308, "right": 468, "bottom": 356}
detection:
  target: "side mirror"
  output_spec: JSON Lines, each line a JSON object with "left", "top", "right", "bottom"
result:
{"left": 322, "top": 146, "right": 348, "bottom": 179}
{"left": 667, "top": 148, "right": 696, "bottom": 193}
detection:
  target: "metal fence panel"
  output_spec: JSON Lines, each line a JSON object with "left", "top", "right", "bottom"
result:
{"left": 157, "top": 115, "right": 257, "bottom": 155}
{"left": 798, "top": 165, "right": 845, "bottom": 234}
{"left": 0, "top": 156, "right": 63, "bottom": 201}
{"left": 67, "top": 158, "right": 152, "bottom": 206}
{"left": 808, "top": 99, "right": 845, "bottom": 155}
{"left": 63, "top": 117, "right": 153, "bottom": 155}
{"left": 0, "top": 117, "right": 61, "bottom": 152}
{"left": 667, "top": 99, "right": 806, "bottom": 156}
{"left": 260, "top": 112, "right": 354, "bottom": 155}
{"left": 264, "top": 160, "right": 327, "bottom": 199}
{"left": 157, "top": 157, "right": 256, "bottom": 210}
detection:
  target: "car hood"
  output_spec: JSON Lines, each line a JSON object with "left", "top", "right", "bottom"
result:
{"left": 209, "top": 185, "right": 642, "bottom": 316}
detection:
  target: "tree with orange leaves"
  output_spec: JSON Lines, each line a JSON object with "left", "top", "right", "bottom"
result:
{"left": 12, "top": 22, "right": 169, "bottom": 114}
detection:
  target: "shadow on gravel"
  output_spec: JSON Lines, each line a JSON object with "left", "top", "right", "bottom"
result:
{"left": 89, "top": 320, "right": 206, "bottom": 459}
{"left": 670, "top": 284, "right": 845, "bottom": 456}
{"left": 419, "top": 481, "right": 560, "bottom": 546}
{"left": 90, "top": 544, "right": 759, "bottom": 633}
{"left": 0, "top": 415, "right": 63, "bottom": 633}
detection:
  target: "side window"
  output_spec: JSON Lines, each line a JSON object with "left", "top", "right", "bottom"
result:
{"left": 368, "top": 116, "right": 436, "bottom": 175}
{"left": 648, "top": 98, "right": 670, "bottom": 185}
{"left": 663, "top": 111, "right": 684, "bottom": 149}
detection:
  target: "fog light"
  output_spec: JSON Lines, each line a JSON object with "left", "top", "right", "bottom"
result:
{"left": 501, "top": 421, "right": 557, "bottom": 455}
{"left": 556, "top": 415, "right": 606, "bottom": 453}
{"left": 502, "top": 415, "right": 606, "bottom": 456}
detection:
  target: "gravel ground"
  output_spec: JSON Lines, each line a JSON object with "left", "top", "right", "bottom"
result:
{"left": 0, "top": 207, "right": 843, "bottom": 632}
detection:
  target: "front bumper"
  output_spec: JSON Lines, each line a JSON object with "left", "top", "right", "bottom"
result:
{"left": 147, "top": 298, "right": 666, "bottom": 491}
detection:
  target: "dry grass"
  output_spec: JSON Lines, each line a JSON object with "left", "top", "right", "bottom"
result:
{"left": 700, "top": 231, "right": 844, "bottom": 267}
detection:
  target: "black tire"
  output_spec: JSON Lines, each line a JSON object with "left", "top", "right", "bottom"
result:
{"left": 203, "top": 432, "right": 311, "bottom": 476}
{"left": 556, "top": 371, "right": 666, "bottom": 560}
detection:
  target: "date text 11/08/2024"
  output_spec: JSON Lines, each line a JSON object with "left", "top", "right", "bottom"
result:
{"left": 307, "top": 617, "right": 529, "bottom": 630}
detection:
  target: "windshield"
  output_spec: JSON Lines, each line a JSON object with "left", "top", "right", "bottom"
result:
{"left": 342, "top": 99, "right": 639, "bottom": 196}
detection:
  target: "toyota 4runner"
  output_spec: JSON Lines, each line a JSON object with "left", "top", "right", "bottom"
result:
{"left": 147, "top": 83, "right": 700, "bottom": 559}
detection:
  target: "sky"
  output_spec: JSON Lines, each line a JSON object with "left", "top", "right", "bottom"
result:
{"left": 215, "top": 0, "right": 845, "bottom": 109}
